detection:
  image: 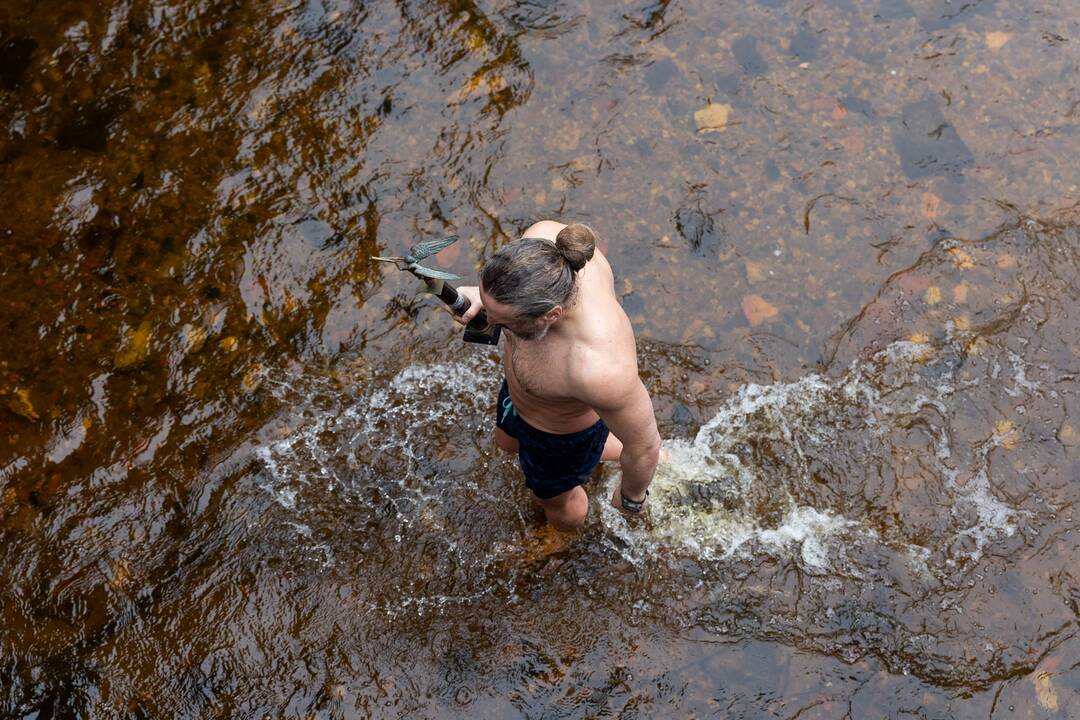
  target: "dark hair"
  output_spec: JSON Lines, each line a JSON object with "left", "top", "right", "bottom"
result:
{"left": 481, "top": 223, "right": 597, "bottom": 318}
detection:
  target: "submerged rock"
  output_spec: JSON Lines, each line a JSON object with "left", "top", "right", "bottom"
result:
{"left": 732, "top": 37, "right": 769, "bottom": 76}
{"left": 181, "top": 324, "right": 207, "bottom": 355}
{"left": 115, "top": 320, "right": 152, "bottom": 369}
{"left": 915, "top": 0, "right": 995, "bottom": 31}
{"left": 8, "top": 388, "right": 39, "bottom": 421}
{"left": 741, "top": 294, "right": 779, "bottom": 326}
{"left": 875, "top": 0, "right": 914, "bottom": 22}
{"left": 0, "top": 37, "right": 36, "bottom": 90}
{"left": 56, "top": 96, "right": 130, "bottom": 153}
{"left": 644, "top": 57, "right": 678, "bottom": 93}
{"left": 674, "top": 205, "right": 726, "bottom": 253}
{"left": 985, "top": 31, "right": 1010, "bottom": 50}
{"left": 789, "top": 26, "right": 820, "bottom": 61}
{"left": 693, "top": 101, "right": 731, "bottom": 132}
{"left": 891, "top": 98, "right": 974, "bottom": 179}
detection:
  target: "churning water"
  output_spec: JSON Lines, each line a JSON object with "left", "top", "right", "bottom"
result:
{"left": 246, "top": 211, "right": 1078, "bottom": 691}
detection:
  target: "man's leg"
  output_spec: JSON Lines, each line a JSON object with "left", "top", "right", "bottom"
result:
{"left": 494, "top": 427, "right": 518, "bottom": 454}
{"left": 535, "top": 486, "right": 589, "bottom": 531}
{"left": 601, "top": 433, "right": 623, "bottom": 462}
{"left": 600, "top": 433, "right": 668, "bottom": 463}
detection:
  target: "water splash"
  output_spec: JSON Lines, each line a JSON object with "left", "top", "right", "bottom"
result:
{"left": 253, "top": 331, "right": 1027, "bottom": 585}
{"left": 603, "top": 338, "right": 1023, "bottom": 572}
{"left": 235, "top": 321, "right": 1053, "bottom": 688}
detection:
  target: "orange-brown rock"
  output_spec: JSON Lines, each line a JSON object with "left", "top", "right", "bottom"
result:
{"left": 741, "top": 294, "right": 779, "bottom": 326}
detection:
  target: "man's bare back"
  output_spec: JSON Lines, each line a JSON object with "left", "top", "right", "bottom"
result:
{"left": 497, "top": 220, "right": 637, "bottom": 435}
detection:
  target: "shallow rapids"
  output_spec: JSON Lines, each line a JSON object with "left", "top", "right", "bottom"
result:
{"left": 249, "top": 209, "right": 1078, "bottom": 689}
{"left": 4, "top": 0, "right": 1080, "bottom": 713}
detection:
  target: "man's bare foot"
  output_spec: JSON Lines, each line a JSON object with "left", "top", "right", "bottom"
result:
{"left": 659, "top": 446, "right": 669, "bottom": 464}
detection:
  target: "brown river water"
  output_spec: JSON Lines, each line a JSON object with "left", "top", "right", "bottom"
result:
{"left": 2, "top": 0, "right": 1080, "bottom": 717}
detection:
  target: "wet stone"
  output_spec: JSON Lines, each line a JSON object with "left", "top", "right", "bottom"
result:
{"left": 674, "top": 206, "right": 725, "bottom": 253}
{"left": 115, "top": 321, "right": 152, "bottom": 369}
{"left": 1032, "top": 669, "right": 1059, "bottom": 710}
{"left": 732, "top": 37, "right": 768, "bottom": 77}
{"left": 841, "top": 95, "right": 876, "bottom": 119}
{"left": 764, "top": 159, "right": 780, "bottom": 181}
{"left": 0, "top": 37, "right": 36, "bottom": 90}
{"left": 914, "top": 0, "right": 995, "bottom": 31}
{"left": 56, "top": 97, "right": 130, "bottom": 153}
{"left": 685, "top": 481, "right": 740, "bottom": 511}
{"left": 620, "top": 292, "right": 645, "bottom": 316}
{"left": 694, "top": 102, "right": 731, "bottom": 132}
{"left": 929, "top": 226, "right": 954, "bottom": 247}
{"left": 876, "top": 0, "right": 914, "bottom": 22}
{"left": 714, "top": 73, "right": 740, "bottom": 96}
{"left": 986, "top": 32, "right": 1010, "bottom": 51}
{"left": 741, "top": 294, "right": 779, "bottom": 326}
{"left": 31, "top": 473, "right": 62, "bottom": 508}
{"left": 891, "top": 98, "right": 974, "bottom": 179}
{"left": 8, "top": 388, "right": 39, "bottom": 421}
{"left": 788, "top": 26, "right": 820, "bottom": 61}
{"left": 241, "top": 364, "right": 264, "bottom": 392}
{"left": 293, "top": 218, "right": 335, "bottom": 247}
{"left": 644, "top": 58, "right": 678, "bottom": 94}
{"left": 181, "top": 324, "right": 207, "bottom": 355}
{"left": 671, "top": 403, "right": 694, "bottom": 427}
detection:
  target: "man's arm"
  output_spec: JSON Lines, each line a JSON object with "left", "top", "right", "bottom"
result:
{"left": 575, "top": 358, "right": 662, "bottom": 510}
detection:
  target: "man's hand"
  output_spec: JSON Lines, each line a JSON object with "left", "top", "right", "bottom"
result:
{"left": 451, "top": 285, "right": 483, "bottom": 325}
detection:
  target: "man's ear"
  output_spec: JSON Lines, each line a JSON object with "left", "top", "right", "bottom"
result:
{"left": 544, "top": 305, "right": 563, "bottom": 323}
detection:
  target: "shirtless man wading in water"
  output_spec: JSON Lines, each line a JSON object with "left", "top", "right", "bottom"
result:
{"left": 455, "top": 220, "right": 662, "bottom": 531}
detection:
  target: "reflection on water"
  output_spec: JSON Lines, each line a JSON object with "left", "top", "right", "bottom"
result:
{"left": 3, "top": 0, "right": 1080, "bottom": 716}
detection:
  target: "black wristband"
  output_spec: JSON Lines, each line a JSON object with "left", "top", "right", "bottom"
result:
{"left": 620, "top": 490, "right": 649, "bottom": 513}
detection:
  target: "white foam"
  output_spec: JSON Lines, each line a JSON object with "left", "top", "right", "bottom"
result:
{"left": 0, "top": 456, "right": 29, "bottom": 483}
{"left": 1006, "top": 350, "right": 1041, "bottom": 395}
{"left": 253, "top": 354, "right": 501, "bottom": 516}
{"left": 945, "top": 437, "right": 1021, "bottom": 558}
{"left": 604, "top": 442, "right": 864, "bottom": 571}
{"left": 758, "top": 507, "right": 861, "bottom": 570}
{"left": 604, "top": 337, "right": 1022, "bottom": 570}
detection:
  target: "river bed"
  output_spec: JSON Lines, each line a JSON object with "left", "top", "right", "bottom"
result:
{"left": 2, "top": 0, "right": 1079, "bottom": 717}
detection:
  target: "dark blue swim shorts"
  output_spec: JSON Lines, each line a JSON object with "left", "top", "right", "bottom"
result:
{"left": 495, "top": 380, "right": 610, "bottom": 499}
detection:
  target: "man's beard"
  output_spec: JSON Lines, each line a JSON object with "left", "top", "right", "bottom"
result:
{"left": 506, "top": 317, "right": 549, "bottom": 341}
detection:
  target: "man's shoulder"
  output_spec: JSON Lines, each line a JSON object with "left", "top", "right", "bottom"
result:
{"left": 565, "top": 338, "right": 638, "bottom": 406}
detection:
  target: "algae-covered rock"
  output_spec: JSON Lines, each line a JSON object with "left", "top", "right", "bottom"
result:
{"left": 115, "top": 320, "right": 152, "bottom": 369}
{"left": 8, "top": 388, "right": 39, "bottom": 421}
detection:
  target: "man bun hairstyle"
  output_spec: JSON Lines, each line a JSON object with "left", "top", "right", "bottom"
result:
{"left": 554, "top": 223, "right": 596, "bottom": 272}
{"left": 481, "top": 223, "right": 599, "bottom": 319}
